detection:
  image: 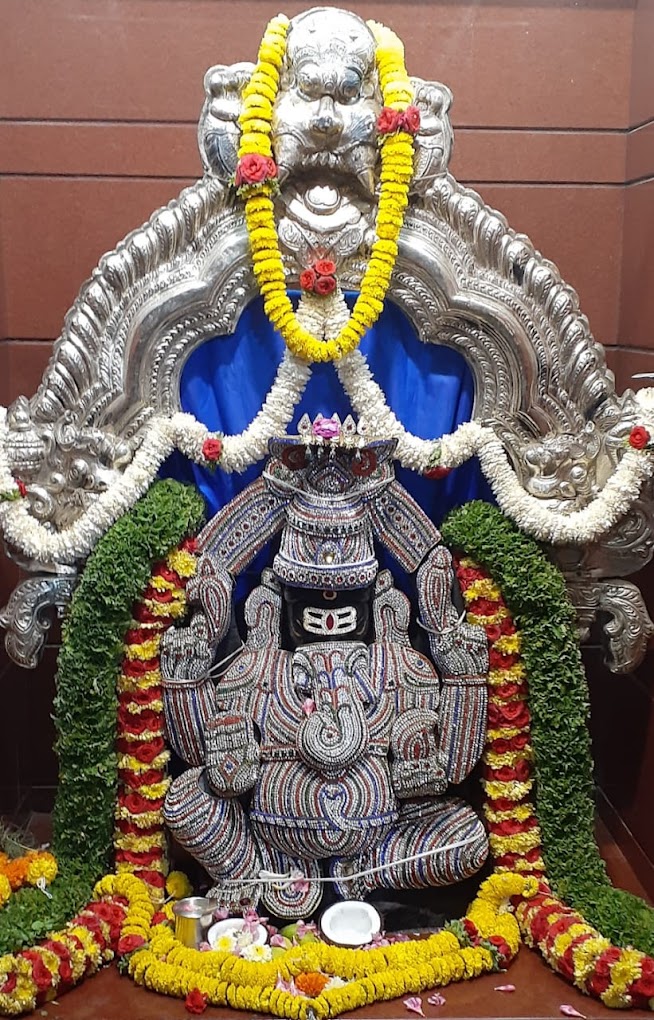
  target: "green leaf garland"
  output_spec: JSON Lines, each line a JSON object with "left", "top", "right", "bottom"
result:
{"left": 0, "top": 479, "right": 205, "bottom": 956}
{"left": 442, "top": 499, "right": 654, "bottom": 955}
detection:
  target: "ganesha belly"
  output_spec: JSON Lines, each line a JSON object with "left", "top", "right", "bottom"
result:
{"left": 160, "top": 425, "right": 490, "bottom": 919}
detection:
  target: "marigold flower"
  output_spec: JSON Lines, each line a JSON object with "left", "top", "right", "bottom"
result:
{"left": 165, "top": 871, "right": 193, "bottom": 900}
{"left": 295, "top": 971, "right": 330, "bottom": 996}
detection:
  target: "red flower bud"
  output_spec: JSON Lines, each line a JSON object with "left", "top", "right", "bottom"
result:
{"left": 424, "top": 465, "right": 451, "bottom": 480}
{"left": 377, "top": 106, "right": 402, "bottom": 133}
{"left": 235, "top": 153, "right": 276, "bottom": 186}
{"left": 300, "top": 268, "right": 317, "bottom": 291}
{"left": 628, "top": 425, "right": 651, "bottom": 449}
{"left": 314, "top": 275, "right": 337, "bottom": 296}
{"left": 185, "top": 988, "right": 209, "bottom": 1014}
{"left": 314, "top": 259, "right": 336, "bottom": 276}
{"left": 202, "top": 437, "right": 223, "bottom": 463}
{"left": 400, "top": 105, "right": 421, "bottom": 134}
{"left": 117, "top": 934, "right": 146, "bottom": 955}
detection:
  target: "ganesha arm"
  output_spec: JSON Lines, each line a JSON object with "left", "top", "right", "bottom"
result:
{"left": 205, "top": 712, "right": 260, "bottom": 797}
{"left": 390, "top": 707, "right": 447, "bottom": 798}
{"left": 417, "top": 546, "right": 489, "bottom": 784}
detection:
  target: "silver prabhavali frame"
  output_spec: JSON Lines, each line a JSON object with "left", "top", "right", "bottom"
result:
{"left": 1, "top": 6, "right": 652, "bottom": 669}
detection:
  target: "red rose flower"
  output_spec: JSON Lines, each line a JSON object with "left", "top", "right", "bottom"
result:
{"left": 487, "top": 934, "right": 512, "bottom": 964}
{"left": 470, "top": 597, "right": 499, "bottom": 616}
{"left": 314, "top": 259, "right": 336, "bottom": 276}
{"left": 424, "top": 465, "right": 451, "bottom": 480}
{"left": 88, "top": 902, "right": 126, "bottom": 926}
{"left": 485, "top": 624, "right": 502, "bottom": 643}
{"left": 202, "top": 437, "right": 223, "bottom": 463}
{"left": 182, "top": 536, "right": 198, "bottom": 553}
{"left": 494, "top": 683, "right": 523, "bottom": 701}
{"left": 377, "top": 107, "right": 401, "bottom": 133}
{"left": 21, "top": 951, "right": 54, "bottom": 993}
{"left": 132, "top": 603, "right": 160, "bottom": 624}
{"left": 151, "top": 910, "right": 169, "bottom": 926}
{"left": 185, "top": 988, "right": 209, "bottom": 1014}
{"left": 457, "top": 566, "right": 484, "bottom": 583}
{"left": 300, "top": 268, "right": 316, "bottom": 291}
{"left": 119, "top": 767, "right": 164, "bottom": 788}
{"left": 134, "top": 869, "right": 166, "bottom": 887}
{"left": 235, "top": 153, "right": 275, "bottom": 186}
{"left": 628, "top": 425, "right": 651, "bottom": 450}
{"left": 401, "top": 105, "right": 421, "bottom": 133}
{"left": 117, "top": 934, "right": 146, "bottom": 955}
{"left": 314, "top": 275, "right": 336, "bottom": 296}
{"left": 116, "top": 848, "right": 162, "bottom": 866}
{"left": 123, "top": 657, "right": 158, "bottom": 677}
{"left": 631, "top": 956, "right": 654, "bottom": 997}
{"left": 489, "top": 647, "right": 518, "bottom": 669}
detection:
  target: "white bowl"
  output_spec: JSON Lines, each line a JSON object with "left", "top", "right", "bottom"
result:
{"left": 320, "top": 901, "right": 382, "bottom": 947}
{"left": 207, "top": 918, "right": 268, "bottom": 948}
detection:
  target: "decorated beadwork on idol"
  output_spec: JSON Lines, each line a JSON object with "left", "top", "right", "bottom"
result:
{"left": 161, "top": 419, "right": 489, "bottom": 918}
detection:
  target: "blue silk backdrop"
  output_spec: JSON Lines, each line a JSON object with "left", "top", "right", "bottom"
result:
{"left": 159, "top": 295, "right": 492, "bottom": 593}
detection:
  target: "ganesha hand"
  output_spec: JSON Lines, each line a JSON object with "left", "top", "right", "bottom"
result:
{"left": 391, "top": 755, "right": 447, "bottom": 798}
{"left": 391, "top": 708, "right": 447, "bottom": 797}
{"left": 205, "top": 714, "right": 260, "bottom": 797}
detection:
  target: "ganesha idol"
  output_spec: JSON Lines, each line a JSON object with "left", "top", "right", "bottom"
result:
{"left": 160, "top": 418, "right": 490, "bottom": 919}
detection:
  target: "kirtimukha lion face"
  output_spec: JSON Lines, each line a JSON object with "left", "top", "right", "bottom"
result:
{"left": 272, "top": 9, "right": 381, "bottom": 197}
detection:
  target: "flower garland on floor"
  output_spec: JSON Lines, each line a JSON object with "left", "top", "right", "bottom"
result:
{"left": 236, "top": 16, "right": 417, "bottom": 363}
{"left": 114, "top": 543, "right": 197, "bottom": 904}
{"left": 126, "top": 873, "right": 534, "bottom": 1019}
{"left": 3, "top": 386, "right": 654, "bottom": 565}
{"left": 0, "top": 874, "right": 152, "bottom": 1016}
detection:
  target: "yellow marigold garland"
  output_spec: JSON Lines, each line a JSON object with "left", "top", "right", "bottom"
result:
{"left": 126, "top": 873, "right": 534, "bottom": 1018}
{"left": 237, "top": 15, "right": 417, "bottom": 363}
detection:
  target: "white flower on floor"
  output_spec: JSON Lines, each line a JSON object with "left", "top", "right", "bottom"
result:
{"left": 241, "top": 943, "right": 272, "bottom": 962}
{"left": 213, "top": 933, "right": 238, "bottom": 953}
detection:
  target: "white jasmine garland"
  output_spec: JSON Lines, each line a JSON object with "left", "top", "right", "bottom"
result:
{"left": 1, "top": 347, "right": 654, "bottom": 563}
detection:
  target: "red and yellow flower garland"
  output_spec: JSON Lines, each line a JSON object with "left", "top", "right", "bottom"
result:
{"left": 114, "top": 540, "right": 197, "bottom": 904}
{"left": 0, "top": 874, "right": 153, "bottom": 1016}
{"left": 455, "top": 555, "right": 654, "bottom": 1012}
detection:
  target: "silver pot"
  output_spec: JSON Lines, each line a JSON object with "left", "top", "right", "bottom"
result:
{"left": 172, "top": 896, "right": 215, "bottom": 948}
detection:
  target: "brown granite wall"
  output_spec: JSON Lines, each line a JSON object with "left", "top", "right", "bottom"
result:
{"left": 0, "top": 0, "right": 652, "bottom": 890}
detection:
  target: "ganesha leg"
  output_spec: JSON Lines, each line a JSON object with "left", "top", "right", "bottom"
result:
{"left": 253, "top": 833, "right": 323, "bottom": 920}
{"left": 331, "top": 798, "right": 488, "bottom": 896}
{"left": 164, "top": 768, "right": 262, "bottom": 907}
